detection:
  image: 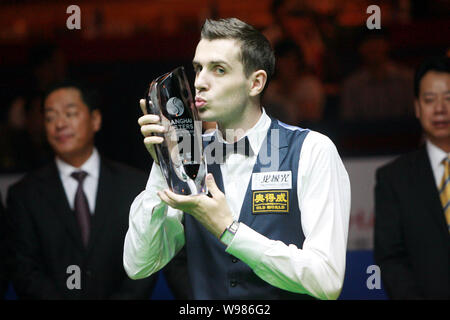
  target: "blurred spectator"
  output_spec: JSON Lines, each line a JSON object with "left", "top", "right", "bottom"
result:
{"left": 340, "top": 29, "right": 415, "bottom": 121}
{"left": 5, "top": 80, "right": 157, "bottom": 299}
{"left": 263, "top": 39, "right": 325, "bottom": 123}
{"left": 0, "top": 43, "right": 67, "bottom": 173}
{"left": 263, "top": 0, "right": 342, "bottom": 84}
{"left": 28, "top": 43, "right": 67, "bottom": 93}
{"left": 24, "top": 43, "right": 68, "bottom": 166}
{"left": 374, "top": 56, "right": 450, "bottom": 299}
{"left": 0, "top": 96, "right": 52, "bottom": 173}
{"left": 264, "top": 0, "right": 324, "bottom": 76}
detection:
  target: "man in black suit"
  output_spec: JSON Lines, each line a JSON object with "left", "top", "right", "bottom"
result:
{"left": 5, "top": 81, "right": 157, "bottom": 299}
{"left": 374, "top": 56, "right": 450, "bottom": 299}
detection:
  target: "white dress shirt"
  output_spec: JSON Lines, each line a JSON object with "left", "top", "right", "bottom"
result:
{"left": 123, "top": 109, "right": 351, "bottom": 300}
{"left": 55, "top": 148, "right": 100, "bottom": 214}
{"left": 426, "top": 140, "right": 450, "bottom": 189}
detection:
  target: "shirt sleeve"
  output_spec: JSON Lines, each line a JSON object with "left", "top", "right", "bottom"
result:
{"left": 226, "top": 131, "right": 351, "bottom": 300}
{"left": 123, "top": 163, "right": 185, "bottom": 280}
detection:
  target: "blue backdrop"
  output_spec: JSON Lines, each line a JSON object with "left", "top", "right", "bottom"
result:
{"left": 4, "top": 250, "right": 387, "bottom": 300}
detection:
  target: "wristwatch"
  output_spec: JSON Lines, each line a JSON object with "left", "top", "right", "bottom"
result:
{"left": 219, "top": 220, "right": 240, "bottom": 246}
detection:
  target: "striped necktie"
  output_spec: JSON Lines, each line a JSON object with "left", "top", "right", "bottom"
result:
{"left": 439, "top": 156, "right": 450, "bottom": 233}
{"left": 71, "top": 170, "right": 91, "bottom": 246}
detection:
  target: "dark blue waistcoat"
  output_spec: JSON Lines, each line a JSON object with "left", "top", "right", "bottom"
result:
{"left": 184, "top": 118, "right": 312, "bottom": 299}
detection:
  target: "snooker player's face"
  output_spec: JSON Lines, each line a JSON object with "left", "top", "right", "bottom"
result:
{"left": 192, "top": 38, "right": 252, "bottom": 124}
{"left": 415, "top": 71, "right": 450, "bottom": 148}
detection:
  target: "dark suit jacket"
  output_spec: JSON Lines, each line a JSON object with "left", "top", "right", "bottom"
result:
{"left": 374, "top": 145, "right": 450, "bottom": 299}
{"left": 5, "top": 157, "right": 157, "bottom": 299}
{"left": 0, "top": 193, "right": 8, "bottom": 298}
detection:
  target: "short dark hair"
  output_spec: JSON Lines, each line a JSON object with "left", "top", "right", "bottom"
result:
{"left": 28, "top": 42, "right": 59, "bottom": 69}
{"left": 43, "top": 79, "right": 100, "bottom": 112}
{"left": 414, "top": 55, "right": 450, "bottom": 97}
{"left": 200, "top": 18, "right": 276, "bottom": 87}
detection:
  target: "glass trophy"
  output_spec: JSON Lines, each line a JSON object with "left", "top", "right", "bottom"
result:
{"left": 142, "top": 66, "right": 207, "bottom": 195}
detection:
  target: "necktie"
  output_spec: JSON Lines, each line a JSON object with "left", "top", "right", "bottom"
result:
{"left": 223, "top": 136, "right": 253, "bottom": 156}
{"left": 438, "top": 157, "right": 450, "bottom": 233}
{"left": 71, "top": 171, "right": 91, "bottom": 246}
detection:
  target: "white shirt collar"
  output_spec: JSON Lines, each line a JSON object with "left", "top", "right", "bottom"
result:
{"left": 55, "top": 148, "right": 100, "bottom": 180}
{"left": 244, "top": 107, "right": 271, "bottom": 154}
{"left": 427, "top": 140, "right": 448, "bottom": 166}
